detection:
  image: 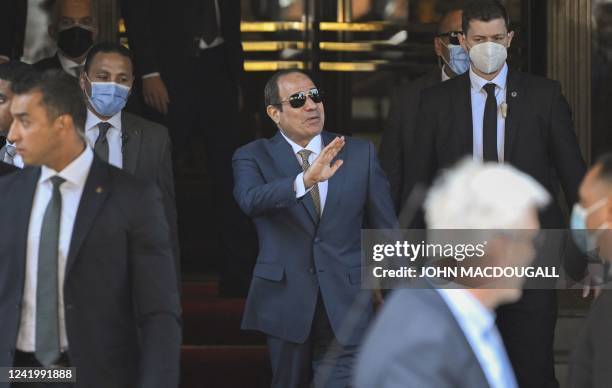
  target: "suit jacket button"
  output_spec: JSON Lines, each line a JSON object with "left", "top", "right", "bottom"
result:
{"left": 314, "top": 237, "right": 321, "bottom": 243}
{"left": 309, "top": 267, "right": 315, "bottom": 274}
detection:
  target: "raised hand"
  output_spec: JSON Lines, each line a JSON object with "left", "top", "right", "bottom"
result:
{"left": 303, "top": 136, "right": 345, "bottom": 188}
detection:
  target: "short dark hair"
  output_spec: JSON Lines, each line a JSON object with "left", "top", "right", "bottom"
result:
{"left": 596, "top": 153, "right": 612, "bottom": 185}
{"left": 11, "top": 69, "right": 87, "bottom": 132}
{"left": 264, "top": 69, "right": 314, "bottom": 111}
{"left": 84, "top": 42, "right": 134, "bottom": 74}
{"left": 462, "top": 0, "right": 510, "bottom": 34}
{"left": 0, "top": 61, "right": 37, "bottom": 85}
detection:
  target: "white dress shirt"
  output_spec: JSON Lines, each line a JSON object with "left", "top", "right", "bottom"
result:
{"left": 4, "top": 141, "right": 24, "bottom": 168}
{"left": 470, "top": 63, "right": 508, "bottom": 162}
{"left": 437, "top": 288, "right": 518, "bottom": 388}
{"left": 84, "top": 109, "right": 123, "bottom": 169}
{"left": 57, "top": 52, "right": 85, "bottom": 78}
{"left": 17, "top": 146, "right": 94, "bottom": 352}
{"left": 441, "top": 65, "right": 451, "bottom": 82}
{"left": 280, "top": 131, "right": 328, "bottom": 213}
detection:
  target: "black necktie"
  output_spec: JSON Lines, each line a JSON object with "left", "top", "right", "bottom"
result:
{"left": 483, "top": 83, "right": 498, "bottom": 162}
{"left": 200, "top": 0, "right": 219, "bottom": 45}
{"left": 94, "top": 122, "right": 112, "bottom": 162}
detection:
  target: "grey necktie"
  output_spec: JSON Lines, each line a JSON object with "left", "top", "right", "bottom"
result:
{"left": 94, "top": 122, "right": 112, "bottom": 162}
{"left": 35, "top": 175, "right": 65, "bottom": 367}
{"left": 297, "top": 149, "right": 321, "bottom": 219}
{"left": 4, "top": 143, "right": 16, "bottom": 164}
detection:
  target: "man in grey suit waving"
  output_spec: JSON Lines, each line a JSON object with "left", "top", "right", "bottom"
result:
{"left": 78, "top": 42, "right": 179, "bottom": 280}
{"left": 354, "top": 160, "right": 549, "bottom": 388}
{"left": 233, "top": 70, "right": 397, "bottom": 387}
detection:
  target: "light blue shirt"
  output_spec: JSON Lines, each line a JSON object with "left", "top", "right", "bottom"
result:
{"left": 470, "top": 62, "right": 508, "bottom": 162}
{"left": 437, "top": 288, "right": 518, "bottom": 388}
{"left": 279, "top": 131, "right": 328, "bottom": 213}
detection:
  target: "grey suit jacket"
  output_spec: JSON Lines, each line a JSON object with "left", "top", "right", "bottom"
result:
{"left": 120, "top": 112, "right": 180, "bottom": 279}
{"left": 568, "top": 290, "right": 612, "bottom": 388}
{"left": 353, "top": 286, "right": 489, "bottom": 388}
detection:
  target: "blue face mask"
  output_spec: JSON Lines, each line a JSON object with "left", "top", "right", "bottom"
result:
{"left": 570, "top": 199, "right": 609, "bottom": 255}
{"left": 85, "top": 75, "right": 130, "bottom": 117}
{"left": 441, "top": 43, "right": 470, "bottom": 75}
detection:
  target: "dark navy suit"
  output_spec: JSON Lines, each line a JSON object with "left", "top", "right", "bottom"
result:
{"left": 233, "top": 130, "right": 397, "bottom": 386}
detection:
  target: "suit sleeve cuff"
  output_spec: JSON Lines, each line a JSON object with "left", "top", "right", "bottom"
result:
{"left": 294, "top": 172, "right": 313, "bottom": 198}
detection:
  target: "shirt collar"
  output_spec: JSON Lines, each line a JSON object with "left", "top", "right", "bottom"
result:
{"left": 441, "top": 65, "right": 451, "bottom": 82}
{"left": 39, "top": 146, "right": 94, "bottom": 188}
{"left": 279, "top": 131, "right": 323, "bottom": 156}
{"left": 469, "top": 62, "right": 508, "bottom": 93}
{"left": 437, "top": 288, "right": 496, "bottom": 337}
{"left": 57, "top": 52, "right": 85, "bottom": 72}
{"left": 85, "top": 108, "right": 122, "bottom": 133}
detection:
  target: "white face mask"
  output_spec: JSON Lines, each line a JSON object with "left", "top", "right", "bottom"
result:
{"left": 468, "top": 41, "right": 507, "bottom": 74}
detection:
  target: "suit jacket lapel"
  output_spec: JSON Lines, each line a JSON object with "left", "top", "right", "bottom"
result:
{"left": 14, "top": 168, "right": 41, "bottom": 271}
{"left": 269, "top": 131, "right": 318, "bottom": 224}
{"left": 319, "top": 131, "right": 346, "bottom": 224}
{"left": 65, "top": 157, "right": 110, "bottom": 276}
{"left": 504, "top": 69, "right": 524, "bottom": 161}
{"left": 454, "top": 73, "right": 473, "bottom": 155}
{"left": 121, "top": 115, "right": 140, "bottom": 174}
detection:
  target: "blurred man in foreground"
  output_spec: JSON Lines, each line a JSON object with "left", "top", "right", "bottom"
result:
{"left": 355, "top": 159, "right": 549, "bottom": 388}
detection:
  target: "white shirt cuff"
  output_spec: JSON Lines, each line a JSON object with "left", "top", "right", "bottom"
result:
{"left": 294, "top": 172, "right": 313, "bottom": 198}
{"left": 142, "top": 72, "right": 161, "bottom": 79}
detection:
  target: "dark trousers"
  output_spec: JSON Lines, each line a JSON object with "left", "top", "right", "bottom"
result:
{"left": 11, "top": 351, "right": 73, "bottom": 388}
{"left": 266, "top": 295, "right": 357, "bottom": 388}
{"left": 496, "top": 289, "right": 559, "bottom": 388}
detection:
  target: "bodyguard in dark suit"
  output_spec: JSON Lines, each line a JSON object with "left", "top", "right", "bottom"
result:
{"left": 78, "top": 42, "right": 180, "bottom": 280}
{"left": 233, "top": 70, "right": 397, "bottom": 387}
{"left": 568, "top": 154, "right": 612, "bottom": 388}
{"left": 123, "top": 0, "right": 248, "bottom": 295}
{"left": 0, "top": 71, "right": 180, "bottom": 387}
{"left": 34, "top": 0, "right": 97, "bottom": 77}
{"left": 408, "top": 1, "right": 586, "bottom": 387}
{"left": 379, "top": 7, "right": 468, "bottom": 211}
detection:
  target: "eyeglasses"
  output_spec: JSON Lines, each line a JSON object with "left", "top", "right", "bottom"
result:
{"left": 277, "top": 88, "right": 323, "bottom": 109}
{"left": 438, "top": 31, "right": 463, "bottom": 45}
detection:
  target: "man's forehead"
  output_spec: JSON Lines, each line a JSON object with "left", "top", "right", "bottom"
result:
{"left": 440, "top": 10, "right": 462, "bottom": 33}
{"left": 61, "top": 0, "right": 92, "bottom": 17}
{"left": 279, "top": 73, "right": 315, "bottom": 96}
{"left": 12, "top": 91, "right": 43, "bottom": 110}
{"left": 90, "top": 53, "right": 132, "bottom": 73}
{"left": 467, "top": 18, "right": 508, "bottom": 35}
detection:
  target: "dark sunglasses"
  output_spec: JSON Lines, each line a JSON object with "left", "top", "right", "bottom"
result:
{"left": 278, "top": 88, "right": 323, "bottom": 108}
{"left": 438, "top": 30, "right": 463, "bottom": 45}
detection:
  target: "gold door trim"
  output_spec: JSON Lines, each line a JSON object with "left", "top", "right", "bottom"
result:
{"left": 240, "top": 21, "right": 306, "bottom": 32}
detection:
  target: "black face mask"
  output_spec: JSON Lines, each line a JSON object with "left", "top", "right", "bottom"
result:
{"left": 57, "top": 26, "right": 93, "bottom": 58}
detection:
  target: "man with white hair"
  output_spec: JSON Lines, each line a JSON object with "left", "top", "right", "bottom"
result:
{"left": 354, "top": 159, "right": 549, "bottom": 388}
